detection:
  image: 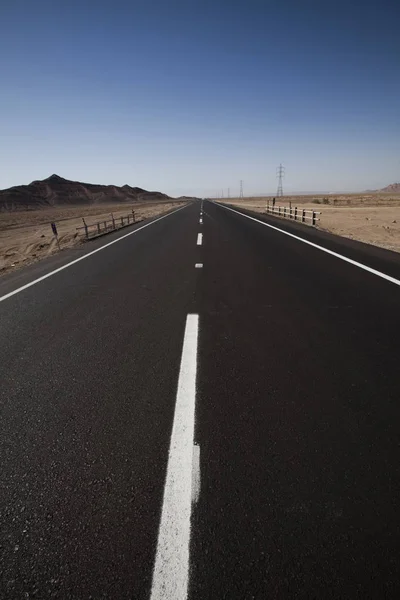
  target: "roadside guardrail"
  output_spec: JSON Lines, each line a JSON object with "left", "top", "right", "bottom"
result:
{"left": 77, "top": 210, "right": 136, "bottom": 239}
{"left": 266, "top": 202, "right": 320, "bottom": 226}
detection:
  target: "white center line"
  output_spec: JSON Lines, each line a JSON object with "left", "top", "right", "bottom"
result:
{"left": 150, "top": 314, "right": 199, "bottom": 600}
{"left": 195, "top": 263, "right": 203, "bottom": 269}
{"left": 197, "top": 233, "right": 203, "bottom": 245}
{"left": 216, "top": 203, "right": 400, "bottom": 288}
{"left": 191, "top": 444, "right": 201, "bottom": 504}
{"left": 0, "top": 205, "right": 189, "bottom": 303}
{"left": 199, "top": 218, "right": 203, "bottom": 224}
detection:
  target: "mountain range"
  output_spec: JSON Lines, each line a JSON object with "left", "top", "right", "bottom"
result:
{"left": 0, "top": 175, "right": 171, "bottom": 211}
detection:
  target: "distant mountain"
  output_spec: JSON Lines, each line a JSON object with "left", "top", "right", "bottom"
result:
{"left": 0, "top": 175, "right": 171, "bottom": 210}
{"left": 376, "top": 183, "right": 400, "bottom": 193}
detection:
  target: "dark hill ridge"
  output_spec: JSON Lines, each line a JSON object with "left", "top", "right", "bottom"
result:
{"left": 0, "top": 175, "right": 171, "bottom": 210}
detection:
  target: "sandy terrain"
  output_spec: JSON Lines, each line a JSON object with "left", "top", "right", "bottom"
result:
{"left": 0, "top": 201, "right": 187, "bottom": 276}
{"left": 222, "top": 194, "right": 400, "bottom": 253}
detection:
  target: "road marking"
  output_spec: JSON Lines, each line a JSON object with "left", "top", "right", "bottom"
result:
{"left": 199, "top": 218, "right": 203, "bottom": 224}
{"left": 195, "top": 263, "right": 203, "bottom": 269}
{"left": 0, "top": 205, "right": 189, "bottom": 303}
{"left": 192, "top": 444, "right": 201, "bottom": 504}
{"left": 150, "top": 314, "right": 199, "bottom": 600}
{"left": 197, "top": 233, "right": 203, "bottom": 245}
{"left": 217, "top": 203, "right": 400, "bottom": 288}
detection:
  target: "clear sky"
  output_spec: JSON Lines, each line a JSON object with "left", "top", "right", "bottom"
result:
{"left": 1, "top": 0, "right": 399, "bottom": 197}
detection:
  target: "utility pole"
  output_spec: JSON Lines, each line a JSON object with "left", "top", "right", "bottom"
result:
{"left": 239, "top": 180, "right": 243, "bottom": 199}
{"left": 276, "top": 164, "right": 285, "bottom": 197}
{"left": 228, "top": 188, "right": 230, "bottom": 198}
{"left": 222, "top": 189, "right": 224, "bottom": 198}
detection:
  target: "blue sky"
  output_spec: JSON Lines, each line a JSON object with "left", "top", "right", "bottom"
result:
{"left": 1, "top": 0, "right": 399, "bottom": 196}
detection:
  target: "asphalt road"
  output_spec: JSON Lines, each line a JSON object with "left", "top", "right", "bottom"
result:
{"left": 1, "top": 200, "right": 400, "bottom": 599}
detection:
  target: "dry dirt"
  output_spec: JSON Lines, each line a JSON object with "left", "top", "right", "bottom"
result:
{"left": 223, "top": 194, "right": 400, "bottom": 253}
{"left": 0, "top": 201, "right": 187, "bottom": 276}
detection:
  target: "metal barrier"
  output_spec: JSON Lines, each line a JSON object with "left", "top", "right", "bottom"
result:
{"left": 77, "top": 210, "right": 136, "bottom": 239}
{"left": 266, "top": 202, "right": 320, "bottom": 226}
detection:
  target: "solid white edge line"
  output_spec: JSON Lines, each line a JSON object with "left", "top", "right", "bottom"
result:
{"left": 0, "top": 204, "right": 189, "bottom": 303}
{"left": 197, "top": 233, "right": 203, "bottom": 245}
{"left": 216, "top": 203, "right": 400, "bottom": 287}
{"left": 150, "top": 314, "right": 199, "bottom": 600}
{"left": 195, "top": 263, "right": 203, "bottom": 268}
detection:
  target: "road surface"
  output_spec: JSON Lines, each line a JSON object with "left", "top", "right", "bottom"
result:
{"left": 1, "top": 200, "right": 400, "bottom": 599}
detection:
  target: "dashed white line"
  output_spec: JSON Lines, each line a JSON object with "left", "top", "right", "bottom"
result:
{"left": 0, "top": 205, "right": 189, "bottom": 303}
{"left": 216, "top": 203, "right": 400, "bottom": 288}
{"left": 150, "top": 314, "right": 199, "bottom": 600}
{"left": 195, "top": 263, "right": 203, "bottom": 269}
{"left": 197, "top": 233, "right": 203, "bottom": 245}
{"left": 191, "top": 444, "right": 201, "bottom": 504}
{"left": 199, "top": 218, "right": 203, "bottom": 224}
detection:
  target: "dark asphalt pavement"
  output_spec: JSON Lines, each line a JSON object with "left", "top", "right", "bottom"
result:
{"left": 1, "top": 200, "right": 400, "bottom": 598}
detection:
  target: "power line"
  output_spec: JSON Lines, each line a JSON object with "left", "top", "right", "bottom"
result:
{"left": 276, "top": 164, "right": 285, "bottom": 197}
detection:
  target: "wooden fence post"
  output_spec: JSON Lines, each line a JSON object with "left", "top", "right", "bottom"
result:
{"left": 132, "top": 210, "right": 136, "bottom": 223}
{"left": 302, "top": 209, "right": 305, "bottom": 223}
{"left": 82, "top": 218, "right": 88, "bottom": 239}
{"left": 294, "top": 206, "right": 298, "bottom": 220}
{"left": 111, "top": 214, "right": 115, "bottom": 229}
{"left": 312, "top": 211, "right": 316, "bottom": 226}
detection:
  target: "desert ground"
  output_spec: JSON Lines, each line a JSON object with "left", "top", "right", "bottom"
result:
{"left": 220, "top": 194, "right": 400, "bottom": 253}
{"left": 0, "top": 200, "right": 187, "bottom": 276}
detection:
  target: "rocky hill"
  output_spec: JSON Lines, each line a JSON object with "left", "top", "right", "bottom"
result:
{"left": 377, "top": 183, "right": 400, "bottom": 193}
{"left": 0, "top": 175, "right": 171, "bottom": 210}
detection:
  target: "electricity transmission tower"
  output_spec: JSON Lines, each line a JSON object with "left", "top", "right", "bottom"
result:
{"left": 239, "top": 180, "right": 243, "bottom": 199}
{"left": 276, "top": 164, "right": 285, "bottom": 197}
